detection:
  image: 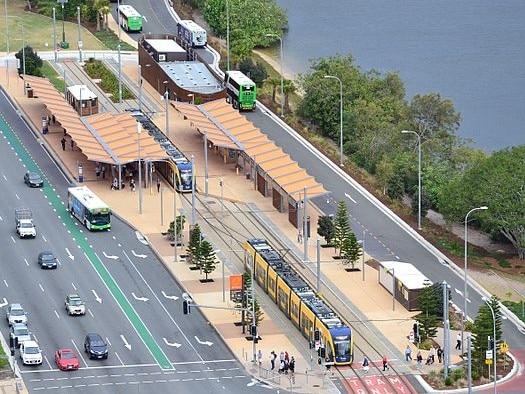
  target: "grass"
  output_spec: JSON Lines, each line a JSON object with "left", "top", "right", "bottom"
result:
{"left": 40, "top": 61, "right": 65, "bottom": 92}
{"left": 0, "top": 345, "right": 8, "bottom": 368}
{"left": 0, "top": 2, "right": 106, "bottom": 53}
{"left": 94, "top": 30, "right": 136, "bottom": 52}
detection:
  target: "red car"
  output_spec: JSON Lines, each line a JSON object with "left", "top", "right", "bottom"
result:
{"left": 55, "top": 348, "right": 79, "bottom": 371}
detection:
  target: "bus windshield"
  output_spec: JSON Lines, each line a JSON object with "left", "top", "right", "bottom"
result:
{"left": 88, "top": 211, "right": 110, "bottom": 226}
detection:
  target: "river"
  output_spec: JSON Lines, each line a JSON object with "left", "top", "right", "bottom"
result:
{"left": 275, "top": 0, "right": 525, "bottom": 152}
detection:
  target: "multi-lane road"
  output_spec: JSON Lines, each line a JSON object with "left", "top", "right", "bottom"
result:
{"left": 0, "top": 89, "right": 276, "bottom": 393}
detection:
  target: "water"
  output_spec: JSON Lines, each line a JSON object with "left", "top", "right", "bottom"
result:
{"left": 276, "top": 0, "right": 525, "bottom": 152}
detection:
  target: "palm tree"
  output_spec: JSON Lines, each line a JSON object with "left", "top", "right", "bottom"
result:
{"left": 283, "top": 79, "right": 296, "bottom": 113}
{"left": 98, "top": 1, "right": 111, "bottom": 32}
{"left": 267, "top": 77, "right": 281, "bottom": 102}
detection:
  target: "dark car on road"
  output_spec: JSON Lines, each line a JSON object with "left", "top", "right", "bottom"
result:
{"left": 84, "top": 333, "right": 108, "bottom": 359}
{"left": 24, "top": 171, "right": 44, "bottom": 188}
{"left": 38, "top": 251, "right": 57, "bottom": 269}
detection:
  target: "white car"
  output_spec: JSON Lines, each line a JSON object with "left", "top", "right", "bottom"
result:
{"left": 65, "top": 294, "right": 86, "bottom": 316}
{"left": 20, "top": 340, "right": 42, "bottom": 365}
{"left": 6, "top": 303, "right": 27, "bottom": 326}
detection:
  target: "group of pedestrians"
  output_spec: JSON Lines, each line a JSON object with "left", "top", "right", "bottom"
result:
{"left": 266, "top": 350, "right": 295, "bottom": 375}
{"left": 404, "top": 343, "right": 443, "bottom": 371}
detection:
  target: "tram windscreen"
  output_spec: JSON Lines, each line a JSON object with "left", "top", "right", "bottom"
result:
{"left": 180, "top": 169, "right": 192, "bottom": 186}
{"left": 334, "top": 338, "right": 351, "bottom": 358}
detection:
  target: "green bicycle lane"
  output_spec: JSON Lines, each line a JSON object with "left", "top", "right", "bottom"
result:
{"left": 0, "top": 115, "right": 173, "bottom": 370}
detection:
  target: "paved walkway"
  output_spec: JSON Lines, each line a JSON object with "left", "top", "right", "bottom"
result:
{"left": 0, "top": 59, "right": 504, "bottom": 393}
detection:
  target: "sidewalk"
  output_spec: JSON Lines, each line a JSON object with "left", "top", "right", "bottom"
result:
{"left": 0, "top": 60, "right": 466, "bottom": 393}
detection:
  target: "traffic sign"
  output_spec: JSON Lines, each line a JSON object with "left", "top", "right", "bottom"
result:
{"left": 485, "top": 359, "right": 493, "bottom": 365}
{"left": 500, "top": 342, "right": 509, "bottom": 354}
{"left": 486, "top": 350, "right": 493, "bottom": 360}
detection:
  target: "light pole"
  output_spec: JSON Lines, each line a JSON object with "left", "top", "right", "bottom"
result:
{"left": 137, "top": 122, "right": 143, "bottom": 214}
{"left": 482, "top": 296, "right": 497, "bottom": 394}
{"left": 462, "top": 206, "right": 488, "bottom": 361}
{"left": 401, "top": 130, "right": 422, "bottom": 230}
{"left": 117, "top": 0, "right": 122, "bottom": 103}
{"left": 173, "top": 171, "right": 178, "bottom": 262}
{"left": 163, "top": 81, "right": 170, "bottom": 140}
{"left": 58, "top": 0, "right": 67, "bottom": 46}
{"left": 138, "top": 64, "right": 142, "bottom": 112}
{"left": 191, "top": 155, "right": 196, "bottom": 226}
{"left": 387, "top": 268, "right": 395, "bottom": 311}
{"left": 265, "top": 33, "right": 284, "bottom": 117}
{"left": 225, "top": 0, "right": 230, "bottom": 71}
{"left": 324, "top": 75, "right": 344, "bottom": 166}
{"left": 52, "top": 7, "right": 57, "bottom": 62}
{"left": 77, "top": 6, "right": 82, "bottom": 62}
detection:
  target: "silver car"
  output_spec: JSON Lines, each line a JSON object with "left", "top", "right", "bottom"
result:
{"left": 6, "top": 303, "right": 27, "bottom": 326}
{"left": 10, "top": 323, "right": 32, "bottom": 347}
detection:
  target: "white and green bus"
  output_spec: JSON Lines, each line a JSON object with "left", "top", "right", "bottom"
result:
{"left": 68, "top": 186, "right": 111, "bottom": 231}
{"left": 118, "top": 5, "right": 143, "bottom": 33}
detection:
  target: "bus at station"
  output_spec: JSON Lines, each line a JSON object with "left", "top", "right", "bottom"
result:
{"left": 68, "top": 186, "right": 111, "bottom": 230}
{"left": 224, "top": 71, "right": 257, "bottom": 111}
{"left": 118, "top": 5, "right": 143, "bottom": 32}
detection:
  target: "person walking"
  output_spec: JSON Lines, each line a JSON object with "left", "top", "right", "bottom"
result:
{"left": 130, "top": 178, "right": 136, "bottom": 192}
{"left": 95, "top": 165, "right": 101, "bottom": 180}
{"left": 157, "top": 177, "right": 161, "bottom": 193}
{"left": 437, "top": 346, "right": 443, "bottom": 363}
{"left": 288, "top": 356, "right": 295, "bottom": 375}
{"left": 416, "top": 351, "right": 423, "bottom": 370}
{"left": 257, "top": 349, "right": 263, "bottom": 367}
{"left": 405, "top": 344, "right": 412, "bottom": 361}
{"left": 429, "top": 345, "right": 436, "bottom": 364}
{"left": 270, "top": 351, "right": 277, "bottom": 370}
{"left": 382, "top": 355, "right": 388, "bottom": 371}
{"left": 455, "top": 333, "right": 462, "bottom": 350}
{"left": 60, "top": 137, "right": 66, "bottom": 151}
{"left": 362, "top": 356, "right": 370, "bottom": 373}
{"left": 70, "top": 139, "right": 74, "bottom": 150}
{"left": 101, "top": 165, "right": 106, "bottom": 180}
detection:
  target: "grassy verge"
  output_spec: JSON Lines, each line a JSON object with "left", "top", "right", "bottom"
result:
{"left": 94, "top": 30, "right": 136, "bottom": 52}
{"left": 0, "top": 345, "right": 8, "bottom": 368}
{"left": 84, "top": 59, "right": 134, "bottom": 102}
{"left": 40, "top": 61, "right": 66, "bottom": 92}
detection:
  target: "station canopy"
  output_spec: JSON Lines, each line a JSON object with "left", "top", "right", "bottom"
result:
{"left": 173, "top": 99, "right": 326, "bottom": 201}
{"left": 23, "top": 75, "right": 169, "bottom": 166}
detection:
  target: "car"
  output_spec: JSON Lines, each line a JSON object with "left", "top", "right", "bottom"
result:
{"left": 84, "top": 333, "right": 108, "bottom": 359}
{"left": 55, "top": 348, "right": 79, "bottom": 371}
{"left": 65, "top": 294, "right": 86, "bottom": 316}
{"left": 10, "top": 323, "right": 32, "bottom": 347}
{"left": 6, "top": 303, "right": 27, "bottom": 326}
{"left": 38, "top": 251, "right": 57, "bottom": 269}
{"left": 23, "top": 171, "right": 44, "bottom": 188}
{"left": 20, "top": 340, "right": 42, "bottom": 365}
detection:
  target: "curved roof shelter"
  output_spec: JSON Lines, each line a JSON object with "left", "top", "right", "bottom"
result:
{"left": 23, "top": 75, "right": 169, "bottom": 165}
{"left": 173, "top": 99, "right": 327, "bottom": 202}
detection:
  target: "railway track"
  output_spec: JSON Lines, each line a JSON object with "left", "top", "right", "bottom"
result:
{"left": 181, "top": 191, "right": 422, "bottom": 393}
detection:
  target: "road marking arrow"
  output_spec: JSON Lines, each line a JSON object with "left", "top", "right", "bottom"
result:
{"left": 132, "top": 293, "right": 149, "bottom": 302}
{"left": 103, "top": 251, "right": 118, "bottom": 260}
{"left": 92, "top": 290, "right": 102, "bottom": 303}
{"left": 65, "top": 248, "right": 75, "bottom": 260}
{"left": 163, "top": 338, "right": 182, "bottom": 348}
{"left": 132, "top": 250, "right": 147, "bottom": 259}
{"left": 0, "top": 298, "right": 8, "bottom": 308}
{"left": 162, "top": 291, "right": 179, "bottom": 301}
{"left": 120, "top": 335, "right": 131, "bottom": 350}
{"left": 344, "top": 192, "right": 357, "bottom": 203}
{"left": 194, "top": 336, "right": 213, "bottom": 347}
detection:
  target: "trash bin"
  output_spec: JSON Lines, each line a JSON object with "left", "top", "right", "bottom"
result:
{"left": 27, "top": 88, "right": 33, "bottom": 98}
{"left": 60, "top": 41, "right": 69, "bottom": 49}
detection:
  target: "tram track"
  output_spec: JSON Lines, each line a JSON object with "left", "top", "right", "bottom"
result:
{"left": 181, "top": 191, "right": 420, "bottom": 393}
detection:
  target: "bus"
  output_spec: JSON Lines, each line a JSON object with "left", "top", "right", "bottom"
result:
{"left": 177, "top": 20, "right": 207, "bottom": 48}
{"left": 224, "top": 71, "right": 257, "bottom": 111}
{"left": 68, "top": 186, "right": 111, "bottom": 230}
{"left": 118, "top": 5, "right": 143, "bottom": 32}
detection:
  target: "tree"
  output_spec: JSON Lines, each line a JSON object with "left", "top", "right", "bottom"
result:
{"left": 242, "top": 271, "right": 264, "bottom": 332}
{"left": 167, "top": 215, "right": 186, "bottom": 245}
{"left": 333, "top": 201, "right": 351, "bottom": 256}
{"left": 282, "top": 79, "right": 296, "bottom": 113}
{"left": 187, "top": 224, "right": 202, "bottom": 267}
{"left": 439, "top": 145, "right": 525, "bottom": 259}
{"left": 415, "top": 284, "right": 439, "bottom": 342}
{"left": 93, "top": 0, "right": 110, "bottom": 31}
{"left": 317, "top": 215, "right": 335, "bottom": 245}
{"left": 15, "top": 46, "right": 43, "bottom": 77}
{"left": 267, "top": 77, "right": 281, "bottom": 102}
{"left": 198, "top": 240, "right": 218, "bottom": 281}
{"left": 340, "top": 231, "right": 362, "bottom": 269}
{"left": 471, "top": 296, "right": 502, "bottom": 379}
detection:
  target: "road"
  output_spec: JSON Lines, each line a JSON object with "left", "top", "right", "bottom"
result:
{"left": 0, "top": 90, "right": 280, "bottom": 393}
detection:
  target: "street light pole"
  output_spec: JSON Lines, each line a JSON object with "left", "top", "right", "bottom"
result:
{"left": 462, "top": 206, "right": 488, "bottom": 371}
{"left": 401, "top": 130, "right": 422, "bottom": 230}
{"left": 77, "top": 6, "right": 82, "bottom": 62}
{"left": 226, "top": 0, "right": 230, "bottom": 71}
{"left": 137, "top": 122, "right": 143, "bottom": 214}
{"left": 482, "top": 296, "right": 497, "bottom": 394}
{"left": 138, "top": 64, "right": 142, "bottom": 112}
{"left": 265, "top": 33, "right": 284, "bottom": 117}
{"left": 173, "top": 172, "right": 178, "bottom": 262}
{"left": 191, "top": 155, "right": 196, "bottom": 226}
{"left": 53, "top": 8, "right": 57, "bottom": 63}
{"left": 324, "top": 75, "right": 344, "bottom": 166}
{"left": 61, "top": 2, "right": 66, "bottom": 44}
{"left": 164, "top": 81, "right": 170, "bottom": 140}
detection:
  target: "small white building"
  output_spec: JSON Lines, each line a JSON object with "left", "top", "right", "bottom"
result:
{"left": 378, "top": 261, "right": 432, "bottom": 311}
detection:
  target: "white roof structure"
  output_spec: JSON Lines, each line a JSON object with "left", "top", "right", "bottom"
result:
{"left": 144, "top": 39, "right": 185, "bottom": 53}
{"left": 380, "top": 261, "right": 432, "bottom": 290}
{"left": 67, "top": 85, "right": 97, "bottom": 101}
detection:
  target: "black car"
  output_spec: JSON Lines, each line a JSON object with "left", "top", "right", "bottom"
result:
{"left": 84, "top": 333, "right": 108, "bottom": 359}
{"left": 24, "top": 171, "right": 44, "bottom": 188}
{"left": 38, "top": 251, "right": 57, "bottom": 269}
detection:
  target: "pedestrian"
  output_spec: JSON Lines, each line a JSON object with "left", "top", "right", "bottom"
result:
{"left": 52, "top": 114, "right": 56, "bottom": 124}
{"left": 63, "top": 129, "right": 67, "bottom": 137}
{"left": 48, "top": 115, "right": 52, "bottom": 125}
{"left": 455, "top": 333, "right": 461, "bottom": 350}
{"left": 95, "top": 165, "right": 101, "bottom": 179}
{"left": 382, "top": 355, "right": 388, "bottom": 371}
{"left": 416, "top": 351, "right": 423, "bottom": 370}
{"left": 156, "top": 177, "right": 161, "bottom": 193}
{"left": 284, "top": 351, "right": 289, "bottom": 363}
{"left": 257, "top": 349, "right": 263, "bottom": 367}
{"left": 325, "top": 357, "right": 334, "bottom": 376}
{"left": 61, "top": 137, "right": 66, "bottom": 151}
{"left": 270, "top": 351, "right": 277, "bottom": 370}
{"left": 279, "top": 359, "right": 285, "bottom": 374}
{"left": 70, "top": 139, "right": 74, "bottom": 150}
{"left": 111, "top": 178, "right": 118, "bottom": 190}
{"left": 429, "top": 345, "right": 436, "bottom": 364}
{"left": 362, "top": 356, "right": 370, "bottom": 373}
{"left": 130, "top": 178, "right": 136, "bottom": 192}
{"left": 288, "top": 356, "right": 295, "bottom": 375}
{"left": 279, "top": 351, "right": 285, "bottom": 364}
{"left": 405, "top": 344, "right": 412, "bottom": 361}
{"left": 101, "top": 165, "right": 106, "bottom": 180}
{"left": 437, "top": 346, "right": 443, "bottom": 363}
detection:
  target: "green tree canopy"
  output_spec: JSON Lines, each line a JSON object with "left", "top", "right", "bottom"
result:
{"left": 187, "top": 224, "right": 202, "bottom": 267}
{"left": 15, "top": 46, "right": 43, "bottom": 77}
{"left": 333, "top": 201, "right": 351, "bottom": 256}
{"left": 317, "top": 215, "right": 335, "bottom": 245}
{"left": 199, "top": 239, "right": 218, "bottom": 281}
{"left": 340, "top": 231, "right": 362, "bottom": 269}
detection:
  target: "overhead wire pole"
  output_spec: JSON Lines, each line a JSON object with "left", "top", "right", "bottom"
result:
{"left": 226, "top": 0, "right": 230, "bottom": 71}
{"left": 173, "top": 172, "right": 178, "bottom": 262}
{"left": 53, "top": 8, "right": 57, "bottom": 63}
{"left": 137, "top": 122, "right": 143, "bottom": 214}
{"left": 117, "top": 0, "right": 122, "bottom": 104}
{"left": 77, "top": 6, "right": 82, "bottom": 62}
{"left": 303, "top": 187, "right": 308, "bottom": 262}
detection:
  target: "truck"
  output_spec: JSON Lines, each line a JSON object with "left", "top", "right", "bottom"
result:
{"left": 15, "top": 208, "right": 36, "bottom": 238}
{"left": 177, "top": 20, "right": 207, "bottom": 48}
